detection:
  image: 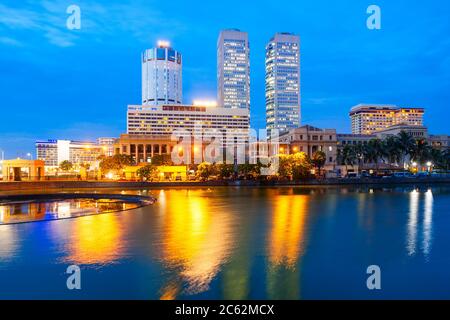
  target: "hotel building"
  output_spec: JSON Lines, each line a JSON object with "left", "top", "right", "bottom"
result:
{"left": 36, "top": 139, "right": 105, "bottom": 167}
{"left": 142, "top": 41, "right": 182, "bottom": 106}
{"left": 125, "top": 103, "right": 250, "bottom": 163}
{"left": 350, "top": 104, "right": 424, "bottom": 134}
{"left": 265, "top": 33, "right": 301, "bottom": 137}
{"left": 217, "top": 29, "right": 251, "bottom": 110}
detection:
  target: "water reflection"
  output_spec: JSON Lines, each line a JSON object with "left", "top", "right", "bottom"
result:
{"left": 62, "top": 213, "right": 125, "bottom": 266}
{"left": 267, "top": 194, "right": 309, "bottom": 299}
{"left": 406, "top": 189, "right": 434, "bottom": 257}
{"left": 422, "top": 190, "right": 433, "bottom": 257}
{"left": 0, "top": 199, "right": 142, "bottom": 224}
{"left": 0, "top": 225, "right": 18, "bottom": 264}
{"left": 158, "top": 189, "right": 235, "bottom": 299}
{"left": 407, "top": 190, "right": 419, "bottom": 256}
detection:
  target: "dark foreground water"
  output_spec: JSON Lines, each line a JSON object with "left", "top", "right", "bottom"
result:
{"left": 0, "top": 186, "right": 449, "bottom": 299}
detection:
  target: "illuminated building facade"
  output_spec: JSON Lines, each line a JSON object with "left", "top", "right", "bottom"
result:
{"left": 36, "top": 140, "right": 105, "bottom": 167}
{"left": 217, "top": 29, "right": 250, "bottom": 110}
{"left": 142, "top": 41, "right": 182, "bottom": 106}
{"left": 278, "top": 125, "right": 337, "bottom": 169}
{"left": 125, "top": 103, "right": 250, "bottom": 163}
{"left": 265, "top": 33, "right": 301, "bottom": 136}
{"left": 127, "top": 104, "right": 249, "bottom": 137}
{"left": 350, "top": 104, "right": 424, "bottom": 134}
{"left": 97, "top": 137, "right": 116, "bottom": 157}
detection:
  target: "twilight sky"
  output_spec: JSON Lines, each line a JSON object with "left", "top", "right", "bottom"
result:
{"left": 0, "top": 0, "right": 449, "bottom": 158}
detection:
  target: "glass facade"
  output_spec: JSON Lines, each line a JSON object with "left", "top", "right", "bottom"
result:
{"left": 217, "top": 30, "right": 250, "bottom": 110}
{"left": 265, "top": 33, "right": 300, "bottom": 137}
{"left": 142, "top": 44, "right": 182, "bottom": 106}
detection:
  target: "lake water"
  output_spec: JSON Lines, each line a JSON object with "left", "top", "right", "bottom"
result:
{"left": 0, "top": 186, "right": 449, "bottom": 299}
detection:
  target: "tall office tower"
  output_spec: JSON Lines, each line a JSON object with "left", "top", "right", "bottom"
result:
{"left": 217, "top": 29, "right": 251, "bottom": 110}
{"left": 265, "top": 33, "right": 301, "bottom": 136}
{"left": 142, "top": 41, "right": 182, "bottom": 106}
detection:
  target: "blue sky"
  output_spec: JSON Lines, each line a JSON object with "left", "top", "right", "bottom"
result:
{"left": 0, "top": 0, "right": 449, "bottom": 158}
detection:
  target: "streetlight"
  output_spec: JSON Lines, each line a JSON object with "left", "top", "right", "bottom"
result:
{"left": 27, "top": 153, "right": 32, "bottom": 160}
{"left": 427, "top": 161, "right": 433, "bottom": 172}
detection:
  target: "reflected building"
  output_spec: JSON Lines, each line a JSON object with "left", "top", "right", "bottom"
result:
{"left": 62, "top": 214, "right": 125, "bottom": 265}
{"left": 158, "top": 189, "right": 235, "bottom": 299}
{"left": 266, "top": 193, "right": 309, "bottom": 299}
{"left": 0, "top": 202, "right": 46, "bottom": 224}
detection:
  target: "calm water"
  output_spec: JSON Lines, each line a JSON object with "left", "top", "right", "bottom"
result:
{"left": 0, "top": 186, "right": 449, "bottom": 299}
{"left": 0, "top": 198, "right": 143, "bottom": 224}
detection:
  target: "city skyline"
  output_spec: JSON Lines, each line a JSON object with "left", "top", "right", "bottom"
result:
{"left": 1, "top": 0, "right": 449, "bottom": 158}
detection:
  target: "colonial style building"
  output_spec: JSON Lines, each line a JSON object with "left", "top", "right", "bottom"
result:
{"left": 278, "top": 125, "right": 337, "bottom": 169}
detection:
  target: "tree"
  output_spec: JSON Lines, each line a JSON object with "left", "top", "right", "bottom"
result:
{"left": 365, "top": 139, "right": 384, "bottom": 171}
{"left": 59, "top": 160, "right": 73, "bottom": 172}
{"left": 217, "top": 163, "right": 234, "bottom": 180}
{"left": 136, "top": 164, "right": 159, "bottom": 181}
{"left": 383, "top": 136, "right": 401, "bottom": 165}
{"left": 311, "top": 150, "right": 326, "bottom": 176}
{"left": 277, "top": 152, "right": 312, "bottom": 180}
{"left": 396, "top": 131, "right": 415, "bottom": 168}
{"left": 291, "top": 152, "right": 312, "bottom": 180}
{"left": 430, "top": 148, "right": 445, "bottom": 170}
{"left": 99, "top": 154, "right": 133, "bottom": 174}
{"left": 411, "top": 139, "right": 431, "bottom": 168}
{"left": 151, "top": 154, "right": 173, "bottom": 166}
{"left": 196, "top": 162, "right": 217, "bottom": 181}
{"left": 337, "top": 145, "right": 357, "bottom": 173}
{"left": 238, "top": 163, "right": 260, "bottom": 179}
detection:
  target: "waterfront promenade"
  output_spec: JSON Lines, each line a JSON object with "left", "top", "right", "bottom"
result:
{"left": 1, "top": 177, "right": 450, "bottom": 192}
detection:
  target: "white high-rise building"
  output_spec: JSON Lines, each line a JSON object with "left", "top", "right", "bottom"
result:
{"left": 217, "top": 29, "right": 250, "bottom": 110}
{"left": 142, "top": 41, "right": 182, "bottom": 106}
{"left": 265, "top": 33, "right": 301, "bottom": 136}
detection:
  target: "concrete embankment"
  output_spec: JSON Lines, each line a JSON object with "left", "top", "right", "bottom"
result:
{"left": 0, "top": 177, "right": 449, "bottom": 192}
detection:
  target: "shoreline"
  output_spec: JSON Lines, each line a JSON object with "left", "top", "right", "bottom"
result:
{"left": 1, "top": 177, "right": 449, "bottom": 192}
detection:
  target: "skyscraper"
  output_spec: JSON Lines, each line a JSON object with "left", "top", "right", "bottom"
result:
{"left": 217, "top": 29, "right": 250, "bottom": 110}
{"left": 265, "top": 33, "right": 300, "bottom": 136}
{"left": 142, "top": 41, "right": 182, "bottom": 106}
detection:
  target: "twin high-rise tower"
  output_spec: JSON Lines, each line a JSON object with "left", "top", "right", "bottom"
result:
{"left": 217, "top": 29, "right": 251, "bottom": 110}
{"left": 141, "top": 31, "right": 301, "bottom": 134}
{"left": 265, "top": 33, "right": 301, "bottom": 136}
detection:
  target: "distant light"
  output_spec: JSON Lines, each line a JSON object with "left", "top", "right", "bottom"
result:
{"left": 193, "top": 100, "right": 218, "bottom": 107}
{"left": 157, "top": 40, "right": 170, "bottom": 48}
{"left": 427, "top": 161, "right": 432, "bottom": 167}
{"left": 412, "top": 162, "right": 417, "bottom": 167}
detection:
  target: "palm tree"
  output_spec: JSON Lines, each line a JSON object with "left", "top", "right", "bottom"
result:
{"left": 383, "top": 135, "right": 401, "bottom": 166}
{"left": 354, "top": 143, "right": 366, "bottom": 172}
{"left": 365, "top": 139, "right": 384, "bottom": 172}
{"left": 411, "top": 139, "right": 431, "bottom": 169}
{"left": 396, "top": 131, "right": 415, "bottom": 168}
{"left": 430, "top": 148, "right": 444, "bottom": 170}
{"left": 311, "top": 150, "right": 326, "bottom": 176}
{"left": 337, "top": 145, "right": 357, "bottom": 174}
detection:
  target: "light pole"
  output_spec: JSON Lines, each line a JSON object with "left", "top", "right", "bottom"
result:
{"left": 27, "top": 152, "right": 32, "bottom": 160}
{"left": 427, "top": 161, "right": 433, "bottom": 173}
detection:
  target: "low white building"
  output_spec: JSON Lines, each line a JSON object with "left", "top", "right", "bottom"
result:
{"left": 36, "top": 139, "right": 105, "bottom": 168}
